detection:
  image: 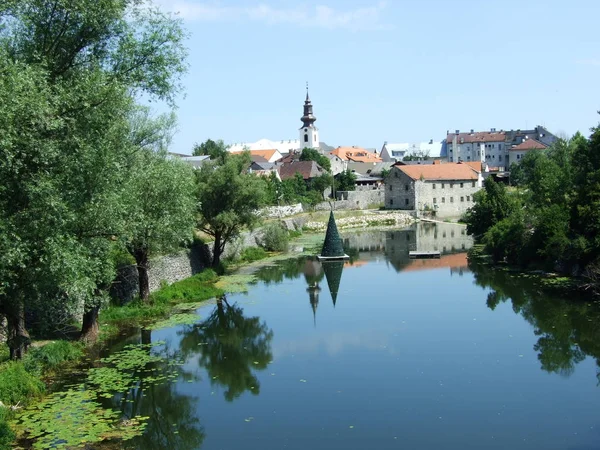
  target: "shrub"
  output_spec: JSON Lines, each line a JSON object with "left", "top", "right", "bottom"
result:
{"left": 258, "top": 223, "right": 289, "bottom": 252}
{"left": 240, "top": 247, "right": 268, "bottom": 263}
{"left": 288, "top": 229, "right": 302, "bottom": 239}
{"left": 0, "top": 362, "right": 45, "bottom": 407}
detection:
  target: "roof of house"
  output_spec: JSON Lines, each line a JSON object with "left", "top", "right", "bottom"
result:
{"left": 330, "top": 146, "right": 382, "bottom": 162}
{"left": 231, "top": 149, "right": 281, "bottom": 162}
{"left": 346, "top": 161, "right": 394, "bottom": 176}
{"left": 510, "top": 139, "right": 548, "bottom": 151}
{"left": 394, "top": 162, "right": 479, "bottom": 181}
{"left": 446, "top": 131, "right": 506, "bottom": 144}
{"left": 461, "top": 161, "right": 483, "bottom": 173}
{"left": 278, "top": 160, "right": 327, "bottom": 180}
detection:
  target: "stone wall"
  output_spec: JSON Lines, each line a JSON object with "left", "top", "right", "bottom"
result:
{"left": 313, "top": 189, "right": 385, "bottom": 211}
{"left": 260, "top": 203, "right": 303, "bottom": 219}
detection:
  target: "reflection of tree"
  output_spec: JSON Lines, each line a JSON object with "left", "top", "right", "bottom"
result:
{"left": 180, "top": 296, "right": 274, "bottom": 401}
{"left": 254, "top": 256, "right": 309, "bottom": 284}
{"left": 471, "top": 262, "right": 600, "bottom": 379}
{"left": 322, "top": 261, "right": 344, "bottom": 307}
{"left": 113, "top": 330, "right": 206, "bottom": 450}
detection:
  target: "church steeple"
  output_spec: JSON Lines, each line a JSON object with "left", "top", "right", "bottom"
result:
{"left": 299, "top": 83, "right": 319, "bottom": 149}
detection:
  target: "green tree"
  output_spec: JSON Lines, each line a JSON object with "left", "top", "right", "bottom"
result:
{"left": 124, "top": 149, "right": 196, "bottom": 303}
{"left": 300, "top": 147, "right": 331, "bottom": 172}
{"left": 196, "top": 152, "right": 265, "bottom": 268}
{"left": 335, "top": 169, "right": 357, "bottom": 192}
{"left": 464, "top": 177, "right": 519, "bottom": 237}
{"left": 309, "top": 173, "right": 334, "bottom": 200}
{"left": 0, "top": 0, "right": 188, "bottom": 354}
{"left": 192, "top": 139, "right": 228, "bottom": 163}
{"left": 281, "top": 172, "right": 307, "bottom": 204}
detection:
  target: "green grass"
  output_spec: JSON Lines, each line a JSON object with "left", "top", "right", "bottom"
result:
{"left": 22, "top": 341, "right": 84, "bottom": 375}
{"left": 100, "top": 269, "right": 224, "bottom": 328}
{"left": 0, "top": 362, "right": 45, "bottom": 407}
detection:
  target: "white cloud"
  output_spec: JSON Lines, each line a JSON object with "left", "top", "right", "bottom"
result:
{"left": 153, "top": 1, "right": 391, "bottom": 30}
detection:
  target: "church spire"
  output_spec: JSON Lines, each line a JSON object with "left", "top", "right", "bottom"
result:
{"left": 301, "top": 83, "right": 316, "bottom": 128}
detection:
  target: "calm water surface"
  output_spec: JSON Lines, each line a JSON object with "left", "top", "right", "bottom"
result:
{"left": 115, "top": 223, "right": 600, "bottom": 450}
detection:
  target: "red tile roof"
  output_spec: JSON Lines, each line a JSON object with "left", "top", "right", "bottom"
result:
{"left": 393, "top": 162, "right": 479, "bottom": 181}
{"left": 330, "top": 146, "right": 382, "bottom": 162}
{"left": 509, "top": 139, "right": 547, "bottom": 151}
{"left": 403, "top": 253, "right": 468, "bottom": 272}
{"left": 446, "top": 131, "right": 506, "bottom": 144}
{"left": 231, "top": 149, "right": 280, "bottom": 161}
{"left": 278, "top": 160, "right": 326, "bottom": 180}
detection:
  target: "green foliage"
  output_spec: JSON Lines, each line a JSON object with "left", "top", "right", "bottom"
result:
{"left": 240, "top": 247, "right": 269, "bottom": 263}
{"left": 464, "top": 177, "right": 520, "bottom": 237}
{"left": 258, "top": 223, "right": 290, "bottom": 252}
{"left": 196, "top": 152, "right": 266, "bottom": 267}
{"left": 192, "top": 139, "right": 228, "bottom": 162}
{"left": 0, "top": 407, "right": 15, "bottom": 450}
{"left": 335, "top": 170, "right": 357, "bottom": 192}
{"left": 22, "top": 341, "right": 84, "bottom": 374}
{"left": 289, "top": 229, "right": 303, "bottom": 239}
{"left": 482, "top": 212, "right": 528, "bottom": 265}
{"left": 300, "top": 148, "right": 331, "bottom": 172}
{"left": 0, "top": 362, "right": 45, "bottom": 406}
{"left": 146, "top": 313, "right": 201, "bottom": 330}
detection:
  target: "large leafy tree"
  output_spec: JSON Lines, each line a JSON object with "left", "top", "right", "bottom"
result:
{"left": 192, "top": 139, "right": 228, "bottom": 162}
{"left": 300, "top": 147, "right": 331, "bottom": 172}
{"left": 0, "top": 0, "right": 188, "bottom": 353}
{"left": 125, "top": 155, "right": 196, "bottom": 302}
{"left": 196, "top": 152, "right": 266, "bottom": 268}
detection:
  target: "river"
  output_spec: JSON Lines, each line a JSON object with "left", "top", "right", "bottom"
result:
{"left": 78, "top": 223, "right": 600, "bottom": 448}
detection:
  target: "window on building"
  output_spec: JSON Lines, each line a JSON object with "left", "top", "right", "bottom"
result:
{"left": 460, "top": 196, "right": 464, "bottom": 202}
{"left": 405, "top": 198, "right": 409, "bottom": 205}
{"left": 441, "top": 183, "right": 445, "bottom": 188}
{"left": 432, "top": 183, "right": 436, "bottom": 189}
{"left": 314, "top": 135, "right": 317, "bottom": 141}
{"left": 390, "top": 199, "right": 393, "bottom": 205}
{"left": 467, "top": 156, "right": 471, "bottom": 161}
{"left": 395, "top": 172, "right": 399, "bottom": 178}
{"left": 433, "top": 198, "right": 437, "bottom": 204}
{"left": 451, "top": 183, "right": 454, "bottom": 188}
{"left": 499, "top": 155, "right": 502, "bottom": 161}
{"left": 466, "top": 195, "right": 470, "bottom": 201}
{"left": 517, "top": 154, "right": 521, "bottom": 159}
{"left": 450, "top": 197, "right": 454, "bottom": 203}
{"left": 389, "top": 185, "right": 392, "bottom": 191}
{"left": 460, "top": 182, "right": 464, "bottom": 188}
{"left": 471, "top": 181, "right": 476, "bottom": 187}
{"left": 443, "top": 232, "right": 447, "bottom": 238}
{"left": 304, "top": 134, "right": 308, "bottom": 143}
{"left": 405, "top": 184, "right": 409, "bottom": 191}
{"left": 451, "top": 230, "right": 455, "bottom": 237}
{"left": 442, "top": 197, "right": 445, "bottom": 203}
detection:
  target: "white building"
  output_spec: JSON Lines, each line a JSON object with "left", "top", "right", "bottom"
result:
{"left": 380, "top": 140, "right": 443, "bottom": 162}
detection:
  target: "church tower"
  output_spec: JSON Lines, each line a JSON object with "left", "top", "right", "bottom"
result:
{"left": 299, "top": 84, "right": 319, "bottom": 149}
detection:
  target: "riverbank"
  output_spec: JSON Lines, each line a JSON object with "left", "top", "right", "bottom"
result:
{"left": 467, "top": 244, "right": 593, "bottom": 297}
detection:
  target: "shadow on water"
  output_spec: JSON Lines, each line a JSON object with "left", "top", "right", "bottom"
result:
{"left": 470, "top": 262, "right": 600, "bottom": 380}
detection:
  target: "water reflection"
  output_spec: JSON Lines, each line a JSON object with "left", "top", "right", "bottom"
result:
{"left": 113, "top": 330, "right": 206, "bottom": 450}
{"left": 179, "top": 296, "right": 274, "bottom": 401}
{"left": 471, "top": 263, "right": 600, "bottom": 379}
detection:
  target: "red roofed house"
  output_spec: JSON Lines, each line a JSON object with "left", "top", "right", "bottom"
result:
{"left": 231, "top": 149, "right": 283, "bottom": 163}
{"left": 278, "top": 160, "right": 327, "bottom": 181}
{"left": 386, "top": 162, "right": 482, "bottom": 218}
{"left": 508, "top": 139, "right": 548, "bottom": 167}
{"left": 330, "top": 146, "right": 382, "bottom": 163}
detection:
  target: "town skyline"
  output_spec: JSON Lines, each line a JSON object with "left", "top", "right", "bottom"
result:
{"left": 152, "top": 0, "right": 600, "bottom": 155}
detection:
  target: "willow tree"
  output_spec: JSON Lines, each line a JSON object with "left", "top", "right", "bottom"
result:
{"left": 0, "top": 0, "right": 188, "bottom": 350}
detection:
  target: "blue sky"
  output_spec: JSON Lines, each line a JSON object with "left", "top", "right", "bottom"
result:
{"left": 153, "top": 0, "right": 600, "bottom": 155}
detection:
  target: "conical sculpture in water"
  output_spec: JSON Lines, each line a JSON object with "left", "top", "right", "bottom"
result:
{"left": 322, "top": 260, "right": 344, "bottom": 307}
{"left": 318, "top": 211, "right": 349, "bottom": 260}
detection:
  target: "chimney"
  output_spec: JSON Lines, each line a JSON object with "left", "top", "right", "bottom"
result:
{"left": 455, "top": 129, "right": 460, "bottom": 134}
{"left": 470, "top": 129, "right": 474, "bottom": 134}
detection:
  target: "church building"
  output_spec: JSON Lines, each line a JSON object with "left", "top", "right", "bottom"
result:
{"left": 228, "top": 86, "right": 328, "bottom": 155}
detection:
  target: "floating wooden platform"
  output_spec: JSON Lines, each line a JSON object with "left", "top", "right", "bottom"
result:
{"left": 317, "top": 254, "right": 350, "bottom": 261}
{"left": 409, "top": 251, "right": 441, "bottom": 259}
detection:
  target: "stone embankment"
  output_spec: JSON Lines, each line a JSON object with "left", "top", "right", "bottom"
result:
{"left": 303, "top": 212, "right": 413, "bottom": 232}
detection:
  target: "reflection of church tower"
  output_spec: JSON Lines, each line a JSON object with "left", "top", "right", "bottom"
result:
{"left": 299, "top": 84, "right": 319, "bottom": 149}
{"left": 322, "top": 261, "right": 344, "bottom": 307}
{"left": 304, "top": 259, "right": 324, "bottom": 326}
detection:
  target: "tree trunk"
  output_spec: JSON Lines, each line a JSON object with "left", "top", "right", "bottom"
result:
{"left": 7, "top": 300, "right": 30, "bottom": 360}
{"left": 212, "top": 234, "right": 222, "bottom": 269}
{"left": 80, "top": 304, "right": 100, "bottom": 344}
{"left": 134, "top": 248, "right": 150, "bottom": 303}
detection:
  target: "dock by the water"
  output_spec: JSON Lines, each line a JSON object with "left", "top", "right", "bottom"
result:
{"left": 409, "top": 251, "right": 441, "bottom": 259}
